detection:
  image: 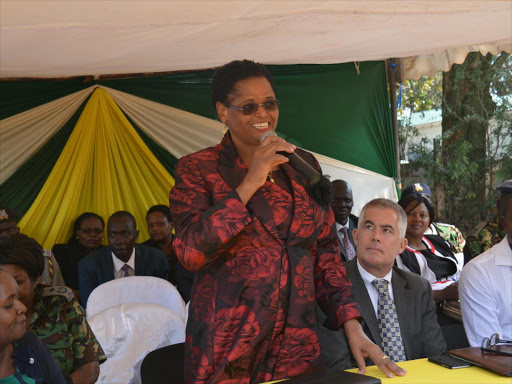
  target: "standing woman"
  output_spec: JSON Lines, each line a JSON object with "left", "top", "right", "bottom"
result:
{"left": 53, "top": 213, "right": 104, "bottom": 300}
{"left": 396, "top": 193, "right": 463, "bottom": 302}
{"left": 170, "top": 60, "right": 404, "bottom": 383}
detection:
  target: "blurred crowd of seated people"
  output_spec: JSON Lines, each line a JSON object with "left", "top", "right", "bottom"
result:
{"left": 0, "top": 178, "right": 509, "bottom": 380}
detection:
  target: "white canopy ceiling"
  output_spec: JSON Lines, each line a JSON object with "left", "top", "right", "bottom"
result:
{"left": 1, "top": 1, "right": 511, "bottom": 79}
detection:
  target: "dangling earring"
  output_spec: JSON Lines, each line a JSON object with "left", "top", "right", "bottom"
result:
{"left": 223, "top": 124, "right": 229, "bottom": 135}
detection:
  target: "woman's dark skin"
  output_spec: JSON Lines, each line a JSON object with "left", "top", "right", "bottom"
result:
{"left": 404, "top": 201, "right": 458, "bottom": 302}
{"left": 0, "top": 264, "right": 99, "bottom": 384}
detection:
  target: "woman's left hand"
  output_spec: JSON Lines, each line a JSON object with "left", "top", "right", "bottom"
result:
{"left": 434, "top": 283, "right": 459, "bottom": 302}
{"left": 343, "top": 318, "right": 406, "bottom": 378}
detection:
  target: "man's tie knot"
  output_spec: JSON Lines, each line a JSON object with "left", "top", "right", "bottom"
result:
{"left": 371, "top": 278, "right": 389, "bottom": 295}
{"left": 121, "top": 264, "right": 131, "bottom": 278}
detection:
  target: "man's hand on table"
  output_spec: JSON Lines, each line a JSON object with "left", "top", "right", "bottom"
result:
{"left": 343, "top": 318, "right": 407, "bottom": 378}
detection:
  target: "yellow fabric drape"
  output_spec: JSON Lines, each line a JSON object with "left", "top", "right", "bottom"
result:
{"left": 19, "top": 88, "right": 175, "bottom": 249}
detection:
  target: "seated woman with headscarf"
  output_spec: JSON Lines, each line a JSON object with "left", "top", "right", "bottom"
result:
{"left": 396, "top": 193, "right": 463, "bottom": 302}
{"left": 53, "top": 213, "right": 105, "bottom": 301}
{"left": 0, "top": 234, "right": 106, "bottom": 384}
{"left": 0, "top": 270, "right": 66, "bottom": 383}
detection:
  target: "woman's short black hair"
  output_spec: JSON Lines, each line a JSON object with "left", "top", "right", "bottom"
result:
{"left": 0, "top": 234, "right": 44, "bottom": 281}
{"left": 69, "top": 212, "right": 105, "bottom": 244}
{"left": 398, "top": 192, "right": 435, "bottom": 225}
{"left": 146, "top": 205, "right": 172, "bottom": 223}
{"left": 210, "top": 59, "right": 276, "bottom": 116}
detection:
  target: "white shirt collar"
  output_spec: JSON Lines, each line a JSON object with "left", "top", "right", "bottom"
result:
{"left": 357, "top": 258, "right": 393, "bottom": 286}
{"left": 112, "top": 248, "right": 136, "bottom": 273}
{"left": 335, "top": 220, "right": 350, "bottom": 232}
{"left": 495, "top": 236, "right": 512, "bottom": 266}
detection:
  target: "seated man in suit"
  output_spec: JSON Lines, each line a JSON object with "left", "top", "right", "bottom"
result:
{"left": 78, "top": 211, "right": 169, "bottom": 308}
{"left": 318, "top": 198, "right": 445, "bottom": 370}
{"left": 331, "top": 180, "right": 358, "bottom": 261}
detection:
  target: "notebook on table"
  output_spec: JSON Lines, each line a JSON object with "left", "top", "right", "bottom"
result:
{"left": 449, "top": 346, "right": 512, "bottom": 376}
{"left": 287, "top": 369, "right": 381, "bottom": 384}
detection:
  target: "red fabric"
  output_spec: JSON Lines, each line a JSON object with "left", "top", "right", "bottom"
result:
{"left": 169, "top": 133, "right": 359, "bottom": 383}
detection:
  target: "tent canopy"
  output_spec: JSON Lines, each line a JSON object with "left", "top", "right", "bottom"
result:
{"left": 1, "top": 1, "right": 511, "bottom": 80}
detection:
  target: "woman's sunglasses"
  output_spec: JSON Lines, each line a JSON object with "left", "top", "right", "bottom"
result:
{"left": 224, "top": 99, "right": 280, "bottom": 115}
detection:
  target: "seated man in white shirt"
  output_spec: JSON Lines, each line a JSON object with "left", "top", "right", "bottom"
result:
{"left": 459, "top": 180, "right": 512, "bottom": 346}
{"left": 318, "top": 198, "right": 445, "bottom": 370}
{"left": 78, "top": 211, "right": 169, "bottom": 308}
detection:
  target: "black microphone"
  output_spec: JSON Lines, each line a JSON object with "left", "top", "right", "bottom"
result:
{"left": 260, "top": 131, "right": 321, "bottom": 184}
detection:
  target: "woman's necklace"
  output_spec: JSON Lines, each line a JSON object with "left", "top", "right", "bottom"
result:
{"left": 267, "top": 169, "right": 275, "bottom": 183}
{"left": 243, "top": 159, "right": 274, "bottom": 183}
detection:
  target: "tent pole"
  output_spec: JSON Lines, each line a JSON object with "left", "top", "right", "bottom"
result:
{"left": 386, "top": 59, "right": 401, "bottom": 191}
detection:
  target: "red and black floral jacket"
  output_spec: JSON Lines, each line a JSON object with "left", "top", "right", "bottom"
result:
{"left": 169, "top": 133, "right": 359, "bottom": 384}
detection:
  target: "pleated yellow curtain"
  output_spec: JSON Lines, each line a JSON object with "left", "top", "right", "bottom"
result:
{"left": 18, "top": 88, "right": 175, "bottom": 249}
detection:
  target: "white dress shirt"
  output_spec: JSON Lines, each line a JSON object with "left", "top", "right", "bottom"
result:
{"left": 459, "top": 236, "right": 512, "bottom": 347}
{"left": 357, "top": 259, "right": 394, "bottom": 317}
{"left": 112, "top": 248, "right": 136, "bottom": 279}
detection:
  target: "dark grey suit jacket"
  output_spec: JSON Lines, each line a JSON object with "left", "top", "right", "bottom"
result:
{"left": 78, "top": 244, "right": 169, "bottom": 308}
{"left": 317, "top": 258, "right": 446, "bottom": 370}
{"left": 337, "top": 215, "right": 358, "bottom": 262}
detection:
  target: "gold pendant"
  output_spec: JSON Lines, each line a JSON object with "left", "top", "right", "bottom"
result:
{"left": 267, "top": 169, "right": 275, "bottom": 183}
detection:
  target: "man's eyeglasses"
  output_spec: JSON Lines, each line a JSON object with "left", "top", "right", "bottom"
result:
{"left": 481, "top": 333, "right": 512, "bottom": 356}
{"left": 224, "top": 99, "right": 280, "bottom": 115}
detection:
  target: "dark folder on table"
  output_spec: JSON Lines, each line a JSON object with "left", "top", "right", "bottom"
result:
{"left": 287, "top": 369, "right": 380, "bottom": 384}
{"left": 449, "top": 347, "right": 512, "bottom": 376}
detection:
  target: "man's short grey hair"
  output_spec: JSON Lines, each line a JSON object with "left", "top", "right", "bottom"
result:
{"left": 358, "top": 198, "right": 407, "bottom": 238}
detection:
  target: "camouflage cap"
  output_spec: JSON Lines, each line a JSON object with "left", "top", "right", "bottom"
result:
{"left": 0, "top": 206, "right": 18, "bottom": 222}
{"left": 496, "top": 179, "right": 512, "bottom": 196}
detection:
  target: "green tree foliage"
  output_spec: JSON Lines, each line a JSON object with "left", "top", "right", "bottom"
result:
{"left": 399, "top": 52, "right": 511, "bottom": 234}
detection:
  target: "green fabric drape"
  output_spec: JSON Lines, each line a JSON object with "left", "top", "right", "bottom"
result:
{"left": 0, "top": 78, "right": 90, "bottom": 120}
{"left": 0, "top": 99, "right": 179, "bottom": 218}
{"left": 126, "top": 115, "right": 179, "bottom": 175}
{"left": 102, "top": 62, "right": 395, "bottom": 177}
{"left": 1, "top": 61, "right": 395, "bottom": 213}
{"left": 0, "top": 100, "right": 88, "bottom": 216}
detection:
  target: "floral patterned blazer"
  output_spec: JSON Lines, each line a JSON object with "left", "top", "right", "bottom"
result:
{"left": 170, "top": 133, "right": 359, "bottom": 384}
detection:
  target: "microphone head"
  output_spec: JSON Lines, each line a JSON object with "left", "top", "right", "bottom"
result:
{"left": 260, "top": 130, "right": 277, "bottom": 144}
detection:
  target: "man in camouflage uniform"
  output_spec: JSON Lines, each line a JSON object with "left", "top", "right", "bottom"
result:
{"left": 463, "top": 180, "right": 511, "bottom": 262}
{"left": 401, "top": 183, "right": 466, "bottom": 253}
{"left": 0, "top": 206, "right": 65, "bottom": 286}
{"left": 431, "top": 222, "right": 466, "bottom": 254}
{"left": 0, "top": 234, "right": 106, "bottom": 384}
{"left": 30, "top": 284, "right": 107, "bottom": 379}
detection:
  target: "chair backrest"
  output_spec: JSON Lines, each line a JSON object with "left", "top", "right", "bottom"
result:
{"left": 184, "top": 301, "right": 190, "bottom": 325}
{"left": 86, "top": 276, "right": 186, "bottom": 321}
{"left": 140, "top": 343, "right": 185, "bottom": 384}
{"left": 88, "top": 303, "right": 185, "bottom": 384}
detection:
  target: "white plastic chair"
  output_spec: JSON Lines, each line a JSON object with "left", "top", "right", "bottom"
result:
{"left": 86, "top": 276, "right": 186, "bottom": 321}
{"left": 184, "top": 301, "right": 190, "bottom": 325}
{"left": 88, "top": 302, "right": 185, "bottom": 384}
